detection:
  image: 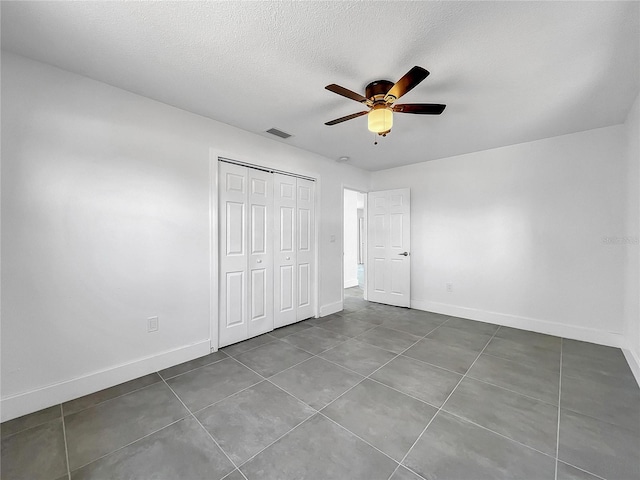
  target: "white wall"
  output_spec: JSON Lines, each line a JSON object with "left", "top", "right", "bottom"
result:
{"left": 371, "top": 125, "right": 628, "bottom": 346}
{"left": 623, "top": 92, "right": 640, "bottom": 381}
{"left": 343, "top": 189, "right": 359, "bottom": 288}
{"left": 0, "top": 52, "right": 370, "bottom": 420}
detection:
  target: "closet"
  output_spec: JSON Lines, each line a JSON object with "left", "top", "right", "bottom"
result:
{"left": 218, "top": 159, "right": 316, "bottom": 348}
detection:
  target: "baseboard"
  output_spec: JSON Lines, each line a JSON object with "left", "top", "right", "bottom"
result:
{"left": 1, "top": 340, "right": 211, "bottom": 422}
{"left": 411, "top": 299, "right": 626, "bottom": 349}
{"left": 622, "top": 348, "right": 640, "bottom": 387}
{"left": 320, "top": 300, "right": 343, "bottom": 317}
{"left": 344, "top": 278, "right": 359, "bottom": 288}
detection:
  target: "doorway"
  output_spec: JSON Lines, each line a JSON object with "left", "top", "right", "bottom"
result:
{"left": 343, "top": 188, "right": 367, "bottom": 300}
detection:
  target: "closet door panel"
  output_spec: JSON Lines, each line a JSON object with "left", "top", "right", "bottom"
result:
{"left": 296, "top": 178, "right": 315, "bottom": 321}
{"left": 247, "top": 169, "right": 274, "bottom": 337}
{"left": 219, "top": 162, "right": 248, "bottom": 347}
{"left": 274, "top": 174, "right": 297, "bottom": 327}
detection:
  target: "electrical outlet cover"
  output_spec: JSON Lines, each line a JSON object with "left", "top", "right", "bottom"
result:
{"left": 148, "top": 316, "right": 159, "bottom": 332}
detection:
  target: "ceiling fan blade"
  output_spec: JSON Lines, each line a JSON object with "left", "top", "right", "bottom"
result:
{"left": 325, "top": 84, "right": 369, "bottom": 104}
{"left": 393, "top": 103, "right": 446, "bottom": 114}
{"left": 384, "top": 66, "right": 430, "bottom": 102}
{"left": 324, "top": 111, "right": 369, "bottom": 126}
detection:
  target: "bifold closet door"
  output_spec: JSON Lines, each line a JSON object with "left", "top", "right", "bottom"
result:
{"left": 274, "top": 174, "right": 297, "bottom": 328}
{"left": 219, "top": 162, "right": 273, "bottom": 347}
{"left": 247, "top": 168, "right": 274, "bottom": 337}
{"left": 296, "top": 178, "right": 315, "bottom": 321}
{"left": 274, "top": 174, "right": 316, "bottom": 327}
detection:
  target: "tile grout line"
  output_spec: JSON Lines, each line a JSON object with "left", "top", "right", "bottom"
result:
{"left": 555, "top": 402, "right": 640, "bottom": 433}
{"left": 68, "top": 416, "right": 189, "bottom": 473}
{"left": 159, "top": 376, "right": 248, "bottom": 480}
{"left": 309, "top": 317, "right": 452, "bottom": 417}
{"left": 376, "top": 323, "right": 444, "bottom": 338}
{"left": 317, "top": 411, "right": 406, "bottom": 466}
{"left": 298, "top": 319, "right": 449, "bottom": 416}
{"left": 227, "top": 336, "right": 413, "bottom": 471}
{"left": 321, "top": 346, "right": 564, "bottom": 464}
{"left": 222, "top": 334, "right": 282, "bottom": 356}
{"left": 387, "top": 464, "right": 402, "bottom": 480}
{"left": 398, "top": 351, "right": 561, "bottom": 407}
{"left": 235, "top": 414, "right": 316, "bottom": 472}
{"left": 230, "top": 348, "right": 410, "bottom": 476}
{"left": 2, "top": 376, "right": 168, "bottom": 440}
{"left": 279, "top": 332, "right": 355, "bottom": 357}
{"left": 189, "top": 377, "right": 265, "bottom": 417}
{"left": 317, "top": 354, "right": 447, "bottom": 412}
{"left": 172, "top": 347, "right": 392, "bottom": 477}
{"left": 59, "top": 404, "right": 71, "bottom": 480}
{"left": 230, "top": 314, "right": 455, "bottom": 476}
{"left": 229, "top": 349, "right": 317, "bottom": 380}
{"left": 58, "top": 374, "right": 165, "bottom": 419}
{"left": 269, "top": 313, "right": 608, "bottom": 480}
{"left": 481, "top": 349, "right": 560, "bottom": 371}
{"left": 550, "top": 341, "right": 608, "bottom": 480}
{"left": 313, "top": 321, "right": 379, "bottom": 338}
{"left": 158, "top": 355, "right": 229, "bottom": 381}
{"left": 217, "top": 354, "right": 323, "bottom": 472}
{"left": 438, "top": 407, "right": 557, "bottom": 459}
{"left": 555, "top": 338, "right": 564, "bottom": 480}
{"left": 556, "top": 460, "right": 607, "bottom": 480}
{"left": 344, "top": 318, "right": 446, "bottom": 347}
{"left": 388, "top": 325, "right": 502, "bottom": 480}
{"left": 226, "top": 353, "right": 316, "bottom": 409}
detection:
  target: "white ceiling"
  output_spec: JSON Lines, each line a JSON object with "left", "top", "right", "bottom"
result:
{"left": 2, "top": 1, "right": 639, "bottom": 171}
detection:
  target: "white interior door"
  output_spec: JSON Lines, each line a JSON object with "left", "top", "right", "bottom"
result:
{"left": 219, "top": 162, "right": 274, "bottom": 347}
{"left": 219, "top": 162, "right": 249, "bottom": 346}
{"left": 274, "top": 174, "right": 298, "bottom": 327}
{"left": 247, "top": 168, "right": 273, "bottom": 337}
{"left": 296, "top": 178, "right": 315, "bottom": 321}
{"left": 367, "top": 188, "right": 411, "bottom": 307}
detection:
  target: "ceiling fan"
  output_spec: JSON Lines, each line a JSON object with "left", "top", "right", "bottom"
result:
{"left": 324, "top": 66, "right": 446, "bottom": 137}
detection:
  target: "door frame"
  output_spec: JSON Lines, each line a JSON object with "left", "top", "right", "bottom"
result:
{"left": 341, "top": 185, "right": 368, "bottom": 307}
{"left": 209, "top": 149, "right": 321, "bottom": 351}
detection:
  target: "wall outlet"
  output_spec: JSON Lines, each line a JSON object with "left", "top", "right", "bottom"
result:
{"left": 446, "top": 283, "right": 453, "bottom": 293}
{"left": 147, "top": 316, "right": 159, "bottom": 332}
{"left": 330, "top": 235, "right": 336, "bottom": 243}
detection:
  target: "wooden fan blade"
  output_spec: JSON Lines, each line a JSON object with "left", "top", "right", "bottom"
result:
{"left": 324, "top": 111, "right": 369, "bottom": 126}
{"left": 393, "top": 103, "right": 446, "bottom": 114}
{"left": 384, "top": 66, "right": 430, "bottom": 102}
{"left": 325, "top": 84, "right": 369, "bottom": 104}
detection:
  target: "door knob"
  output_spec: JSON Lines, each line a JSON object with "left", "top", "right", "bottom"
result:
{"left": 286, "top": 256, "right": 291, "bottom": 260}
{"left": 257, "top": 259, "right": 262, "bottom": 263}
{"left": 398, "top": 252, "right": 409, "bottom": 256}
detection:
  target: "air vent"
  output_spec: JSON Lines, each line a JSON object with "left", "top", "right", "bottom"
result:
{"left": 266, "top": 128, "right": 292, "bottom": 139}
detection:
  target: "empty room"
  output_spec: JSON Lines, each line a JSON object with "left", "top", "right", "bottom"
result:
{"left": 1, "top": 1, "right": 639, "bottom": 480}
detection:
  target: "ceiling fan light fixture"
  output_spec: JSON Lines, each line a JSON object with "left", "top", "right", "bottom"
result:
{"left": 324, "top": 66, "right": 444, "bottom": 135}
{"left": 368, "top": 106, "right": 393, "bottom": 135}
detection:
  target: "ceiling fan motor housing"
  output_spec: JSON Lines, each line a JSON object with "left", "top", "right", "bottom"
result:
{"left": 366, "top": 80, "right": 395, "bottom": 102}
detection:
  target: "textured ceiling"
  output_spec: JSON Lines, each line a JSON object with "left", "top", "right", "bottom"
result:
{"left": 2, "top": 1, "right": 639, "bottom": 171}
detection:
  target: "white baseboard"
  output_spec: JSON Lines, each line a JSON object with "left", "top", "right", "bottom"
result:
{"left": 320, "top": 300, "right": 343, "bottom": 317}
{"left": 622, "top": 348, "right": 640, "bottom": 387}
{"left": 344, "top": 278, "right": 359, "bottom": 288}
{"left": 1, "top": 340, "right": 211, "bottom": 422}
{"left": 411, "top": 299, "right": 626, "bottom": 348}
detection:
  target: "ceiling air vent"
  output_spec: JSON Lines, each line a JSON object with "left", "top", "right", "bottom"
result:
{"left": 266, "top": 128, "right": 292, "bottom": 139}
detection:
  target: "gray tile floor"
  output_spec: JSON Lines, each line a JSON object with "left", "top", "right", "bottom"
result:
{"left": 2, "top": 288, "right": 639, "bottom": 479}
